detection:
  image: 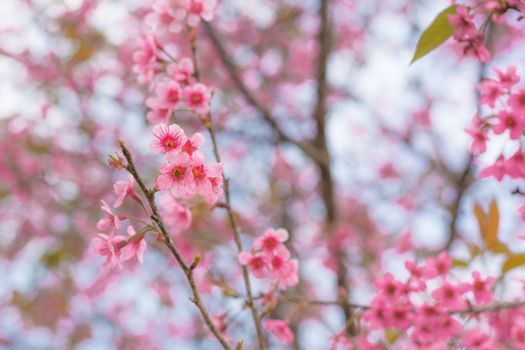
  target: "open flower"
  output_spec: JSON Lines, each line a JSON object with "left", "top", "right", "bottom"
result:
{"left": 93, "top": 233, "right": 127, "bottom": 268}
{"left": 183, "top": 83, "right": 211, "bottom": 114}
{"left": 238, "top": 251, "right": 268, "bottom": 279}
{"left": 253, "top": 228, "right": 289, "bottom": 255}
{"left": 156, "top": 152, "right": 193, "bottom": 198}
{"left": 150, "top": 123, "right": 187, "bottom": 154}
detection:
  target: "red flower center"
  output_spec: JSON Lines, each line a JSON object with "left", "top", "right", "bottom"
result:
{"left": 191, "top": 93, "right": 203, "bottom": 105}
{"left": 171, "top": 166, "right": 186, "bottom": 180}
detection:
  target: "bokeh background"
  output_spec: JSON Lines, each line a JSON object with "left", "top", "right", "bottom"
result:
{"left": 0, "top": 0, "right": 524, "bottom": 348}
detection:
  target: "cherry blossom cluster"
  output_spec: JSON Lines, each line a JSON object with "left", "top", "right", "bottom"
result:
{"left": 363, "top": 252, "right": 502, "bottom": 348}
{"left": 238, "top": 228, "right": 299, "bottom": 290}
{"left": 465, "top": 65, "right": 525, "bottom": 182}
{"left": 133, "top": 38, "right": 212, "bottom": 121}
{"left": 448, "top": 5, "right": 490, "bottom": 63}
{"left": 152, "top": 123, "right": 223, "bottom": 205}
{"left": 93, "top": 179, "right": 148, "bottom": 268}
{"left": 130, "top": 0, "right": 217, "bottom": 119}
{"left": 466, "top": 65, "right": 521, "bottom": 156}
{"left": 145, "top": 0, "right": 217, "bottom": 33}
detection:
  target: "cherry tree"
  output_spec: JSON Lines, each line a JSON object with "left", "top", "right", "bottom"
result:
{"left": 2, "top": 0, "right": 525, "bottom": 349}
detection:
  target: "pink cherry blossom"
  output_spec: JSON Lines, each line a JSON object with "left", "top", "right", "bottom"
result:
{"left": 253, "top": 228, "right": 289, "bottom": 255}
{"left": 150, "top": 123, "right": 187, "bottom": 154}
{"left": 97, "top": 200, "right": 121, "bottom": 231}
{"left": 113, "top": 174, "right": 136, "bottom": 208}
{"left": 506, "top": 149, "right": 525, "bottom": 178}
{"left": 494, "top": 65, "right": 520, "bottom": 90}
{"left": 187, "top": 152, "right": 212, "bottom": 196}
{"left": 167, "top": 58, "right": 195, "bottom": 85}
{"left": 479, "top": 155, "right": 507, "bottom": 181}
{"left": 492, "top": 110, "right": 524, "bottom": 139}
{"left": 181, "top": 0, "right": 217, "bottom": 27}
{"left": 509, "top": 88, "right": 525, "bottom": 115}
{"left": 146, "top": 105, "right": 172, "bottom": 123}
{"left": 132, "top": 34, "right": 158, "bottom": 85}
{"left": 479, "top": 79, "right": 505, "bottom": 108}
{"left": 275, "top": 259, "right": 299, "bottom": 289}
{"left": 205, "top": 163, "right": 224, "bottom": 204}
{"left": 181, "top": 132, "right": 205, "bottom": 156}
{"left": 467, "top": 271, "right": 495, "bottom": 305}
{"left": 146, "top": 0, "right": 186, "bottom": 33}
{"left": 155, "top": 152, "right": 192, "bottom": 198}
{"left": 448, "top": 6, "right": 477, "bottom": 41}
{"left": 238, "top": 251, "right": 268, "bottom": 279}
{"left": 183, "top": 83, "right": 212, "bottom": 115}
{"left": 93, "top": 233, "right": 127, "bottom": 268}
{"left": 465, "top": 117, "right": 488, "bottom": 154}
{"left": 425, "top": 252, "right": 452, "bottom": 278}
{"left": 463, "top": 329, "right": 494, "bottom": 350}
{"left": 122, "top": 226, "right": 148, "bottom": 263}
{"left": 159, "top": 194, "right": 192, "bottom": 232}
{"left": 511, "top": 320, "right": 525, "bottom": 348}
{"left": 150, "top": 80, "right": 182, "bottom": 110}
{"left": 431, "top": 281, "right": 467, "bottom": 310}
{"left": 373, "top": 273, "right": 403, "bottom": 302}
{"left": 264, "top": 319, "right": 294, "bottom": 345}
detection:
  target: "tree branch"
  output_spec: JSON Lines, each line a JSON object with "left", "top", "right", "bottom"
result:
{"left": 189, "top": 33, "right": 266, "bottom": 349}
{"left": 203, "top": 22, "right": 327, "bottom": 167}
{"left": 118, "top": 140, "right": 233, "bottom": 350}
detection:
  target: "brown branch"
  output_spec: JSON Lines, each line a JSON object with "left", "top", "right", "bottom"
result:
{"left": 444, "top": 159, "right": 473, "bottom": 251}
{"left": 280, "top": 294, "right": 525, "bottom": 315}
{"left": 453, "top": 300, "right": 525, "bottom": 315}
{"left": 203, "top": 22, "right": 327, "bottom": 167}
{"left": 204, "top": 119, "right": 267, "bottom": 350}
{"left": 310, "top": 0, "right": 358, "bottom": 337}
{"left": 118, "top": 140, "right": 233, "bottom": 350}
{"left": 189, "top": 33, "right": 266, "bottom": 349}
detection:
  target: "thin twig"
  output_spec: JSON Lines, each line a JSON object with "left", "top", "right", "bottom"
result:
{"left": 203, "top": 22, "right": 327, "bottom": 166}
{"left": 189, "top": 33, "right": 267, "bottom": 350}
{"left": 118, "top": 140, "right": 232, "bottom": 350}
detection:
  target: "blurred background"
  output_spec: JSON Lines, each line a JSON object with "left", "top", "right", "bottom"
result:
{"left": 0, "top": 0, "right": 524, "bottom": 348}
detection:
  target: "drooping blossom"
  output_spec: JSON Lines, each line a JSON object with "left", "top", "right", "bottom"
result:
{"left": 97, "top": 200, "right": 122, "bottom": 231}
{"left": 93, "top": 233, "right": 127, "bottom": 268}
{"left": 113, "top": 174, "right": 136, "bottom": 208}
{"left": 122, "top": 226, "right": 148, "bottom": 264}
{"left": 465, "top": 117, "right": 488, "bottom": 154}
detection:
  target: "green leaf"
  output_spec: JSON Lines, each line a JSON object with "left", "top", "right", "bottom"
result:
{"left": 410, "top": 5, "right": 458, "bottom": 64}
{"left": 452, "top": 259, "right": 468, "bottom": 268}
{"left": 502, "top": 254, "right": 525, "bottom": 274}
